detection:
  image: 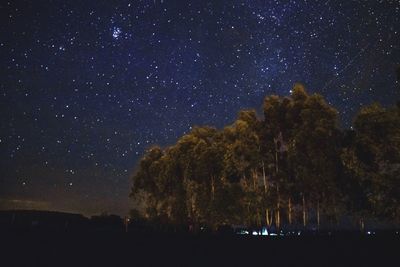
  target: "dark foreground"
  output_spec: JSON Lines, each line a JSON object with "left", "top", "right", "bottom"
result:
{"left": 1, "top": 210, "right": 399, "bottom": 266}
{"left": 1, "top": 230, "right": 399, "bottom": 267}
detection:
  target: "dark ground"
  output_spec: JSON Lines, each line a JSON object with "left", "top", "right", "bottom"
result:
{"left": 0, "top": 210, "right": 398, "bottom": 266}
{"left": 1, "top": 230, "right": 399, "bottom": 267}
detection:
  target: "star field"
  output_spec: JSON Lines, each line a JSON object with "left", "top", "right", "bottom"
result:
{"left": 0, "top": 0, "right": 399, "bottom": 216}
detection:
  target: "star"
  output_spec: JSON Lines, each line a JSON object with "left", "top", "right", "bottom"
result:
{"left": 0, "top": 0, "right": 399, "bottom": 217}
{"left": 112, "top": 27, "right": 122, "bottom": 40}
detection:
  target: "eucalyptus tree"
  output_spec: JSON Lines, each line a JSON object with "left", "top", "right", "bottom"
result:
{"left": 130, "top": 146, "right": 164, "bottom": 220}
{"left": 286, "top": 86, "right": 342, "bottom": 229}
{"left": 129, "top": 86, "right": 399, "bottom": 232}
{"left": 297, "top": 93, "right": 341, "bottom": 228}
{"left": 346, "top": 103, "right": 400, "bottom": 225}
{"left": 222, "top": 110, "right": 265, "bottom": 227}
{"left": 263, "top": 95, "right": 288, "bottom": 229}
{"left": 262, "top": 84, "right": 342, "bottom": 229}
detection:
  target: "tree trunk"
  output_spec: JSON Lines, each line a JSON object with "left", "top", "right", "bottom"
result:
{"left": 252, "top": 169, "right": 257, "bottom": 190}
{"left": 360, "top": 218, "right": 365, "bottom": 232}
{"left": 270, "top": 210, "right": 273, "bottom": 227}
{"left": 288, "top": 197, "right": 292, "bottom": 225}
{"left": 275, "top": 142, "right": 279, "bottom": 174}
{"left": 247, "top": 202, "right": 251, "bottom": 226}
{"left": 191, "top": 195, "right": 196, "bottom": 219}
{"left": 317, "top": 200, "right": 320, "bottom": 230}
{"left": 276, "top": 208, "right": 280, "bottom": 229}
{"left": 266, "top": 208, "right": 270, "bottom": 226}
{"left": 266, "top": 208, "right": 274, "bottom": 227}
{"left": 211, "top": 176, "right": 215, "bottom": 201}
{"left": 262, "top": 161, "right": 270, "bottom": 228}
{"left": 302, "top": 194, "right": 307, "bottom": 227}
{"left": 274, "top": 138, "right": 280, "bottom": 230}
{"left": 262, "top": 161, "right": 267, "bottom": 193}
{"left": 253, "top": 168, "right": 259, "bottom": 226}
{"left": 333, "top": 198, "right": 338, "bottom": 226}
{"left": 276, "top": 185, "right": 280, "bottom": 229}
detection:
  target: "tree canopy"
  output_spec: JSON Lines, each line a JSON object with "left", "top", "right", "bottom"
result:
{"left": 130, "top": 84, "right": 400, "bottom": 231}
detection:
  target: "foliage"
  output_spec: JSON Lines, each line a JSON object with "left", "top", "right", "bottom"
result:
{"left": 130, "top": 85, "right": 400, "bottom": 229}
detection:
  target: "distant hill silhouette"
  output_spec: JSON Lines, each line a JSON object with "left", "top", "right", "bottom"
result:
{"left": 0, "top": 210, "right": 89, "bottom": 231}
{"left": 0, "top": 210, "right": 125, "bottom": 232}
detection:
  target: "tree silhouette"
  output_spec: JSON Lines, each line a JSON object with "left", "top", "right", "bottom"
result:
{"left": 130, "top": 85, "right": 400, "bottom": 232}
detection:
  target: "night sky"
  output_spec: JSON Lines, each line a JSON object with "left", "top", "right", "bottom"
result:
{"left": 1, "top": 0, "right": 399, "bottom": 216}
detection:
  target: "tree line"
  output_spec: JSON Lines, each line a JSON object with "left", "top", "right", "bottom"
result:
{"left": 130, "top": 84, "right": 400, "bottom": 231}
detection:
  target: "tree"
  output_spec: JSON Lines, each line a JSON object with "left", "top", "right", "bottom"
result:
{"left": 222, "top": 110, "right": 264, "bottom": 227}
{"left": 130, "top": 85, "right": 400, "bottom": 232}
{"left": 130, "top": 146, "right": 164, "bottom": 220}
{"left": 294, "top": 93, "right": 342, "bottom": 229}
{"left": 350, "top": 103, "right": 400, "bottom": 223}
{"left": 263, "top": 84, "right": 342, "bottom": 229}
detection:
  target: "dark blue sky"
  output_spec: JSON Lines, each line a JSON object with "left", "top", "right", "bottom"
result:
{"left": 0, "top": 0, "right": 399, "bottom": 216}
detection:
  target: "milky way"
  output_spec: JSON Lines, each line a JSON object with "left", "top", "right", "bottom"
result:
{"left": 1, "top": 0, "right": 399, "bottom": 216}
